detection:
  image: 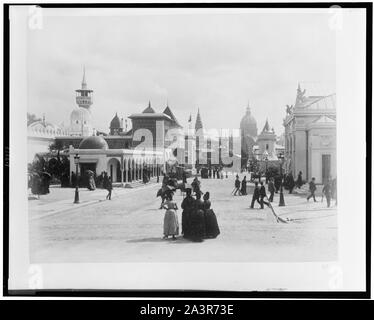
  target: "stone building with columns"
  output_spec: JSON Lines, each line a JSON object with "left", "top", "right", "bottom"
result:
{"left": 68, "top": 135, "right": 164, "bottom": 185}
{"left": 283, "top": 83, "right": 336, "bottom": 184}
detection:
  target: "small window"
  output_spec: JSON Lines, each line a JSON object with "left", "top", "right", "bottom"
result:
{"left": 76, "top": 120, "right": 79, "bottom": 124}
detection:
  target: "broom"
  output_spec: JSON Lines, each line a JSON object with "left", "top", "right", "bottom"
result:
{"left": 265, "top": 196, "right": 288, "bottom": 224}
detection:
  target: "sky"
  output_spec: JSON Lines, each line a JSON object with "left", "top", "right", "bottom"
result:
{"left": 27, "top": 8, "right": 336, "bottom": 135}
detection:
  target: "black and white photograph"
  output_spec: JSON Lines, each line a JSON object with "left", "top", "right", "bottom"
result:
{"left": 2, "top": 2, "right": 370, "bottom": 298}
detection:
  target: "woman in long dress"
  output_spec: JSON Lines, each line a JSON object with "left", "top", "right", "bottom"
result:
{"left": 188, "top": 192, "right": 206, "bottom": 242}
{"left": 203, "top": 192, "right": 220, "bottom": 239}
{"left": 162, "top": 192, "right": 179, "bottom": 240}
{"left": 181, "top": 188, "right": 195, "bottom": 238}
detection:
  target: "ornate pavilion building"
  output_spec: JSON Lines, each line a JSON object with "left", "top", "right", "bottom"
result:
{"left": 283, "top": 83, "right": 336, "bottom": 184}
{"left": 29, "top": 69, "right": 184, "bottom": 185}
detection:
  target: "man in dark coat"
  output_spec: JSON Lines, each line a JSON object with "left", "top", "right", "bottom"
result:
{"left": 106, "top": 176, "right": 113, "bottom": 200}
{"left": 287, "top": 173, "right": 295, "bottom": 194}
{"left": 71, "top": 171, "right": 77, "bottom": 188}
{"left": 259, "top": 181, "right": 270, "bottom": 209}
{"left": 241, "top": 176, "right": 247, "bottom": 195}
{"left": 250, "top": 182, "right": 261, "bottom": 208}
{"left": 268, "top": 178, "right": 275, "bottom": 202}
{"left": 296, "top": 171, "right": 303, "bottom": 188}
{"left": 233, "top": 175, "right": 241, "bottom": 196}
{"left": 307, "top": 177, "right": 317, "bottom": 202}
{"left": 182, "top": 171, "right": 187, "bottom": 184}
{"left": 274, "top": 174, "right": 281, "bottom": 193}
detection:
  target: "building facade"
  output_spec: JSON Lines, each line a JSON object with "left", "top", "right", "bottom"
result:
{"left": 283, "top": 83, "right": 336, "bottom": 184}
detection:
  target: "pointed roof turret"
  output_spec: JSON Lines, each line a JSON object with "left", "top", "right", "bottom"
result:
{"left": 163, "top": 103, "right": 182, "bottom": 128}
{"left": 110, "top": 112, "right": 121, "bottom": 129}
{"left": 262, "top": 118, "right": 271, "bottom": 133}
{"left": 195, "top": 108, "right": 203, "bottom": 132}
{"left": 142, "top": 100, "right": 156, "bottom": 113}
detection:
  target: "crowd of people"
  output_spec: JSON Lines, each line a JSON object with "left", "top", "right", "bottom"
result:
{"left": 160, "top": 177, "right": 220, "bottom": 242}
{"left": 199, "top": 166, "right": 228, "bottom": 179}
{"left": 233, "top": 170, "right": 337, "bottom": 209}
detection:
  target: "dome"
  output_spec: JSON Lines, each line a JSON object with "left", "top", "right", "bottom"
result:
{"left": 110, "top": 113, "right": 121, "bottom": 128}
{"left": 70, "top": 107, "right": 92, "bottom": 125}
{"left": 78, "top": 135, "right": 109, "bottom": 150}
{"left": 240, "top": 106, "right": 257, "bottom": 137}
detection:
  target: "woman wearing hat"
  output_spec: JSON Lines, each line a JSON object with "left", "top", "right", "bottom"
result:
{"left": 161, "top": 190, "right": 179, "bottom": 240}
{"left": 203, "top": 192, "right": 220, "bottom": 238}
{"left": 188, "top": 192, "right": 206, "bottom": 242}
{"left": 181, "top": 188, "right": 195, "bottom": 238}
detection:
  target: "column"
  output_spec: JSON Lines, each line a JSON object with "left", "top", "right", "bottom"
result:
{"left": 125, "top": 158, "right": 128, "bottom": 183}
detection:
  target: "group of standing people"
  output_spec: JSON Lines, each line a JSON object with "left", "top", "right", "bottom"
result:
{"left": 161, "top": 187, "right": 220, "bottom": 242}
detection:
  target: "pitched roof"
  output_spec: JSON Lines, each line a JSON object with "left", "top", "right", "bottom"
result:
{"left": 110, "top": 113, "right": 121, "bottom": 128}
{"left": 195, "top": 108, "right": 203, "bottom": 131}
{"left": 163, "top": 105, "right": 182, "bottom": 127}
{"left": 262, "top": 119, "right": 271, "bottom": 133}
{"left": 142, "top": 101, "right": 156, "bottom": 114}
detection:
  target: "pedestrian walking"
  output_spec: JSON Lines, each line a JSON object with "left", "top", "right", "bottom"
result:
{"left": 104, "top": 173, "right": 112, "bottom": 200}
{"left": 233, "top": 175, "right": 241, "bottom": 196}
{"left": 307, "top": 177, "right": 317, "bottom": 202}
{"left": 268, "top": 178, "right": 275, "bottom": 202}
{"left": 250, "top": 182, "right": 261, "bottom": 209}
{"left": 322, "top": 178, "right": 332, "bottom": 208}
{"left": 259, "top": 181, "right": 270, "bottom": 209}
{"left": 241, "top": 176, "right": 247, "bottom": 195}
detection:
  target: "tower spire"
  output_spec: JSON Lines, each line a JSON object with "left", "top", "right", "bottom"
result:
{"left": 195, "top": 108, "right": 203, "bottom": 132}
{"left": 262, "top": 118, "right": 270, "bottom": 133}
{"left": 82, "top": 65, "right": 87, "bottom": 89}
{"left": 76, "top": 66, "right": 93, "bottom": 110}
{"left": 246, "top": 100, "right": 251, "bottom": 114}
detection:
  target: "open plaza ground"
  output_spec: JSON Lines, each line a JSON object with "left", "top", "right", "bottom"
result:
{"left": 29, "top": 175, "right": 337, "bottom": 263}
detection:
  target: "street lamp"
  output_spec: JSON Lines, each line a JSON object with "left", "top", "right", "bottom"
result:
{"left": 74, "top": 153, "right": 80, "bottom": 204}
{"left": 278, "top": 153, "right": 285, "bottom": 207}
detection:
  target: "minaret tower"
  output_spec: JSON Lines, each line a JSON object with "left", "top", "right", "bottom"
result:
{"left": 75, "top": 66, "right": 93, "bottom": 110}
